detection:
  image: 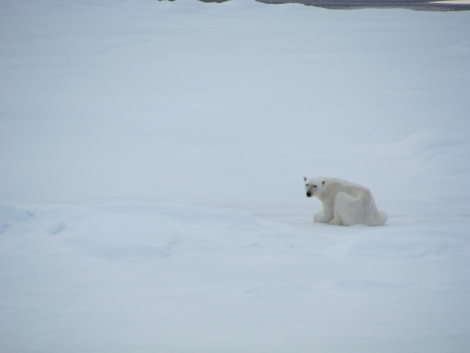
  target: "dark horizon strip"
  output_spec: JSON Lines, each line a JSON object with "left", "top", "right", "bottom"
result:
{"left": 196, "top": 0, "right": 470, "bottom": 11}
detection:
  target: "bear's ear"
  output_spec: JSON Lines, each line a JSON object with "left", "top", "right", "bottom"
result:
{"left": 303, "top": 176, "right": 307, "bottom": 182}
{"left": 322, "top": 180, "right": 325, "bottom": 185}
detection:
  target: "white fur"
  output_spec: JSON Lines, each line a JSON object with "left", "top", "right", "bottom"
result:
{"left": 303, "top": 176, "right": 387, "bottom": 226}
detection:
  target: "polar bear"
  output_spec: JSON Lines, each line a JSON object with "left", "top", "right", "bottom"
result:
{"left": 303, "top": 176, "right": 387, "bottom": 226}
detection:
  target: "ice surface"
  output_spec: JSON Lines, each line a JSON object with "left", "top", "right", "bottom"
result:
{"left": 1, "top": 1, "right": 470, "bottom": 352}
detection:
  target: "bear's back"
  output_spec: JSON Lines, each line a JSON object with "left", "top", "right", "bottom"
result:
{"left": 329, "top": 178, "right": 371, "bottom": 199}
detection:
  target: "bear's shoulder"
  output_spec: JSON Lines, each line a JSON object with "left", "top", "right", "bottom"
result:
{"left": 324, "top": 178, "right": 369, "bottom": 194}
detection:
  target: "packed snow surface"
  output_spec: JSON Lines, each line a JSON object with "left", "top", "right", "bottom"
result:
{"left": 1, "top": 1, "right": 470, "bottom": 352}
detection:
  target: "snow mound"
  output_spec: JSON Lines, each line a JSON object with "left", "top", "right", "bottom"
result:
{"left": 65, "top": 211, "right": 179, "bottom": 261}
{"left": 0, "top": 204, "right": 33, "bottom": 233}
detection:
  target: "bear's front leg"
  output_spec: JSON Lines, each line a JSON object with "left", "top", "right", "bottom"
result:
{"left": 314, "top": 212, "right": 325, "bottom": 223}
{"left": 314, "top": 210, "right": 333, "bottom": 223}
{"left": 328, "top": 217, "right": 342, "bottom": 226}
{"left": 314, "top": 203, "right": 334, "bottom": 223}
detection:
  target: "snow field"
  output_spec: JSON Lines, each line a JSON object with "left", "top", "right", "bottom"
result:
{"left": 1, "top": 203, "right": 470, "bottom": 353}
{"left": 1, "top": 1, "right": 470, "bottom": 352}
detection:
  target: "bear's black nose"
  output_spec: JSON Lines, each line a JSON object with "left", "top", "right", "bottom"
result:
{"left": 306, "top": 191, "right": 311, "bottom": 197}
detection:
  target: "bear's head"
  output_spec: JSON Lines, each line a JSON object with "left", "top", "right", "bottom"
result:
{"left": 303, "top": 176, "right": 326, "bottom": 198}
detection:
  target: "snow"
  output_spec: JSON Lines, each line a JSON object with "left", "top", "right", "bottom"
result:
{"left": 1, "top": 0, "right": 470, "bottom": 352}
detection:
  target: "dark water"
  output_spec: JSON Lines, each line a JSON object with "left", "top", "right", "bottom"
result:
{"left": 197, "top": 0, "right": 470, "bottom": 11}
